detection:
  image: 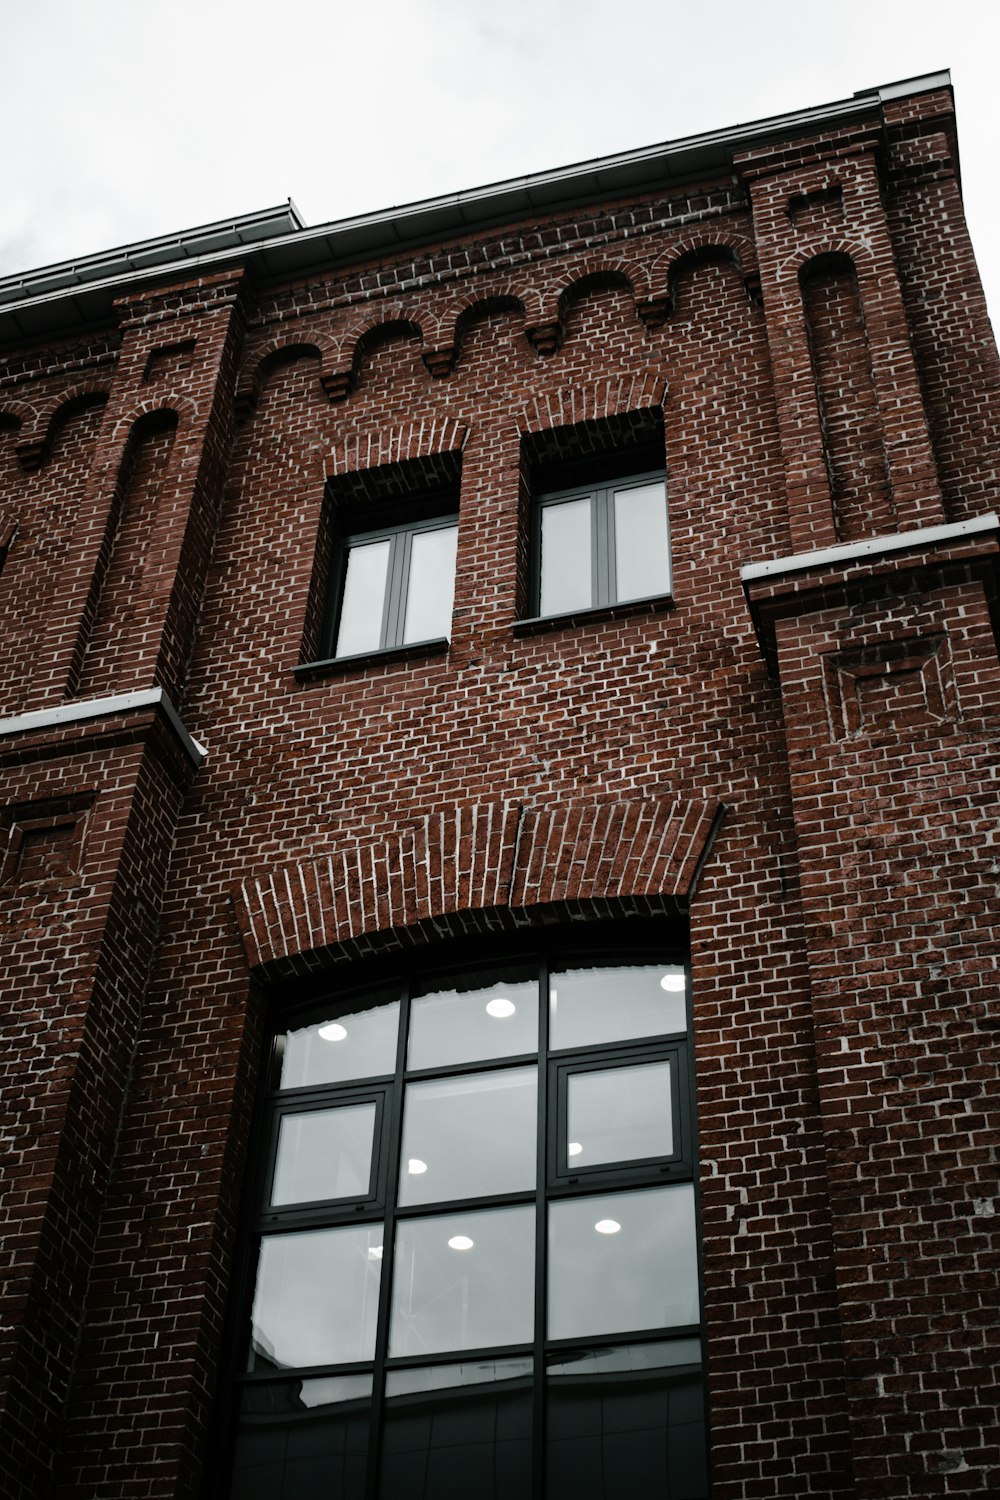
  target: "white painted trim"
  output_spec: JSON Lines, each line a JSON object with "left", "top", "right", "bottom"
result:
{"left": 740, "top": 514, "right": 999, "bottom": 583}
{"left": 0, "top": 687, "right": 206, "bottom": 766}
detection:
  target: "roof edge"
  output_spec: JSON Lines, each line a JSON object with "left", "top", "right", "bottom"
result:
{"left": 0, "top": 72, "right": 952, "bottom": 345}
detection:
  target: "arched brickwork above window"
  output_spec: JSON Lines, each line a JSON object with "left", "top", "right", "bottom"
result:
{"left": 232, "top": 795, "right": 725, "bottom": 977}
{"left": 516, "top": 371, "right": 667, "bottom": 441}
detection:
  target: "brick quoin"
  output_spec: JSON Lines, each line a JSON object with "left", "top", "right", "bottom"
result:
{"left": 0, "top": 72, "right": 997, "bottom": 1500}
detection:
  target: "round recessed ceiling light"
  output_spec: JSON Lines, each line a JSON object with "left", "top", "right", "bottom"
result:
{"left": 407, "top": 1158, "right": 428, "bottom": 1175}
{"left": 659, "top": 972, "right": 686, "bottom": 993}
{"left": 567, "top": 1141, "right": 583, "bottom": 1158}
{"left": 486, "top": 998, "right": 516, "bottom": 1018}
{"left": 448, "top": 1235, "right": 474, "bottom": 1251}
{"left": 594, "top": 1219, "right": 621, "bottom": 1235}
{"left": 318, "top": 1022, "right": 348, "bottom": 1041}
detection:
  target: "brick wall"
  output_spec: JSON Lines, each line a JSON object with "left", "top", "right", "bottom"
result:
{"left": 0, "top": 79, "right": 997, "bottom": 1500}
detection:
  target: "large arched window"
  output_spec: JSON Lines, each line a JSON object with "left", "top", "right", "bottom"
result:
{"left": 225, "top": 952, "right": 708, "bottom": 1498}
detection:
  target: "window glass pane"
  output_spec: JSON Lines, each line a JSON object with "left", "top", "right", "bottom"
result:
{"left": 271, "top": 1103, "right": 377, "bottom": 1207}
{"left": 408, "top": 974, "right": 537, "bottom": 1071}
{"left": 389, "top": 1205, "right": 535, "bottom": 1357}
{"left": 546, "top": 1342, "right": 707, "bottom": 1500}
{"left": 539, "top": 496, "right": 592, "bottom": 616}
{"left": 249, "top": 1225, "right": 383, "bottom": 1370}
{"left": 399, "top": 1068, "right": 536, "bottom": 1205}
{"left": 279, "top": 998, "right": 400, "bottom": 1089}
{"left": 379, "top": 1359, "right": 532, "bottom": 1500}
{"left": 335, "top": 538, "right": 391, "bottom": 657}
{"left": 550, "top": 964, "right": 685, "bottom": 1050}
{"left": 231, "top": 1375, "right": 372, "bottom": 1500}
{"left": 612, "top": 480, "right": 670, "bottom": 603}
{"left": 548, "top": 1186, "right": 698, "bottom": 1340}
{"left": 566, "top": 1061, "right": 672, "bottom": 1170}
{"left": 402, "top": 524, "right": 458, "bottom": 644}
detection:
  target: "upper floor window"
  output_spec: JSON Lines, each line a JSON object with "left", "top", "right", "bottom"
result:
{"left": 536, "top": 470, "right": 670, "bottom": 618}
{"left": 224, "top": 955, "right": 708, "bottom": 1499}
{"left": 329, "top": 514, "right": 458, "bottom": 660}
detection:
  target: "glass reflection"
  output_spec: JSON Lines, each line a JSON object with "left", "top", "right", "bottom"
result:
{"left": 408, "top": 973, "right": 537, "bottom": 1070}
{"left": 540, "top": 496, "right": 592, "bottom": 616}
{"left": 390, "top": 1206, "right": 535, "bottom": 1357}
{"left": 279, "top": 997, "right": 399, "bottom": 1089}
{"left": 249, "top": 1225, "right": 383, "bottom": 1370}
{"left": 231, "top": 1375, "right": 371, "bottom": 1500}
{"left": 336, "top": 540, "right": 390, "bottom": 657}
{"left": 550, "top": 965, "right": 685, "bottom": 1050}
{"left": 379, "top": 1358, "right": 532, "bottom": 1500}
{"left": 399, "top": 1068, "right": 536, "bottom": 1205}
{"left": 613, "top": 480, "right": 670, "bottom": 603}
{"left": 566, "top": 1061, "right": 672, "bottom": 1170}
{"left": 548, "top": 1186, "right": 698, "bottom": 1341}
{"left": 271, "top": 1103, "right": 376, "bottom": 1207}
{"left": 403, "top": 524, "right": 458, "bottom": 644}
{"left": 546, "top": 1341, "right": 707, "bottom": 1500}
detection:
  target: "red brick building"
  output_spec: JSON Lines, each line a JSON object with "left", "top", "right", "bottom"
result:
{"left": 1, "top": 70, "right": 998, "bottom": 1500}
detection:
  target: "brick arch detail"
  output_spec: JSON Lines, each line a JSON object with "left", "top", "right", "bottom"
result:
{"left": 324, "top": 416, "right": 469, "bottom": 481}
{"left": 235, "top": 332, "right": 338, "bottom": 419}
{"left": 646, "top": 232, "right": 762, "bottom": 323}
{"left": 108, "top": 394, "right": 194, "bottom": 445}
{"left": 516, "top": 370, "right": 667, "bottom": 438}
{"left": 424, "top": 284, "right": 542, "bottom": 377}
{"left": 325, "top": 305, "right": 439, "bottom": 402}
{"left": 232, "top": 795, "right": 725, "bottom": 974}
{"left": 526, "top": 256, "right": 651, "bottom": 354}
{"left": 0, "top": 397, "right": 35, "bottom": 433}
{"left": 15, "top": 381, "right": 110, "bottom": 471}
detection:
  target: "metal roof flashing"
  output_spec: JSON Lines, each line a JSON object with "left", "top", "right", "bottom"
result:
{"left": 0, "top": 72, "right": 951, "bottom": 346}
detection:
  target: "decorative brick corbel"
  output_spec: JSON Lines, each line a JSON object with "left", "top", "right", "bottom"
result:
{"left": 421, "top": 346, "right": 458, "bottom": 379}
{"left": 320, "top": 370, "right": 354, "bottom": 404}
{"left": 525, "top": 320, "right": 562, "bottom": 355}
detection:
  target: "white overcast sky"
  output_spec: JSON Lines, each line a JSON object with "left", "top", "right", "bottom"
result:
{"left": 1, "top": 1, "right": 997, "bottom": 331}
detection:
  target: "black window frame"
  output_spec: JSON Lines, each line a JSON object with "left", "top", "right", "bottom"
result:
{"left": 219, "top": 947, "right": 708, "bottom": 1500}
{"left": 531, "top": 467, "right": 672, "bottom": 620}
{"left": 321, "top": 510, "right": 459, "bottom": 662}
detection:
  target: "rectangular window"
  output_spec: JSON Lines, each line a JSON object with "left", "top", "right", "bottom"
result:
{"left": 223, "top": 956, "right": 707, "bottom": 1498}
{"left": 327, "top": 515, "right": 458, "bottom": 660}
{"left": 535, "top": 470, "right": 671, "bottom": 619}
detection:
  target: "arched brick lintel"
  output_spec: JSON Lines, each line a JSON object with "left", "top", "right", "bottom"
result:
{"left": 232, "top": 796, "right": 726, "bottom": 977}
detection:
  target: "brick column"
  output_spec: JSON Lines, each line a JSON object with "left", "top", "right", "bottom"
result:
{"left": 738, "top": 126, "right": 945, "bottom": 552}
{"left": 744, "top": 517, "right": 1000, "bottom": 1498}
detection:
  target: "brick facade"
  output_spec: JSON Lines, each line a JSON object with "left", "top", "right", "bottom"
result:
{"left": 0, "top": 73, "right": 997, "bottom": 1498}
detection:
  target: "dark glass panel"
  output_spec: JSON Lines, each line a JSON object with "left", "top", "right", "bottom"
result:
{"left": 408, "top": 970, "right": 538, "bottom": 1071}
{"left": 566, "top": 1060, "right": 672, "bottom": 1170}
{"left": 279, "top": 997, "right": 400, "bottom": 1089}
{"left": 546, "top": 1342, "right": 707, "bottom": 1500}
{"left": 249, "top": 1225, "right": 383, "bottom": 1371}
{"left": 389, "top": 1205, "right": 535, "bottom": 1357}
{"left": 612, "top": 479, "right": 670, "bottom": 602}
{"left": 336, "top": 539, "right": 390, "bottom": 657}
{"left": 539, "top": 495, "right": 592, "bottom": 615}
{"left": 548, "top": 1186, "right": 698, "bottom": 1340}
{"left": 230, "top": 1374, "right": 371, "bottom": 1500}
{"left": 549, "top": 964, "right": 686, "bottom": 1051}
{"left": 399, "top": 1067, "right": 536, "bottom": 1205}
{"left": 379, "top": 1359, "right": 532, "bottom": 1500}
{"left": 403, "top": 524, "right": 458, "bottom": 643}
{"left": 271, "top": 1102, "right": 376, "bottom": 1207}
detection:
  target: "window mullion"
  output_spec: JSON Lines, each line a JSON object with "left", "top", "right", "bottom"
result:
{"left": 532, "top": 958, "right": 550, "bottom": 1500}
{"left": 364, "top": 985, "right": 409, "bottom": 1500}
{"left": 382, "top": 532, "right": 408, "bottom": 648}
{"left": 590, "top": 489, "right": 605, "bottom": 608}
